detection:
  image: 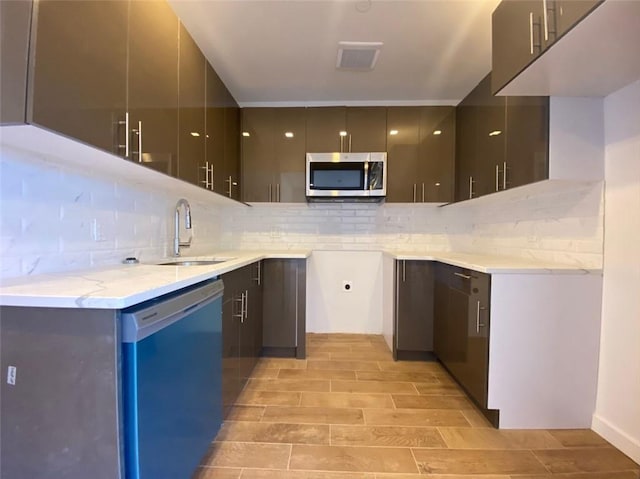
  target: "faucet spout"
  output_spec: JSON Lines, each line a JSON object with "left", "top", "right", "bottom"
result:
{"left": 174, "top": 198, "right": 192, "bottom": 256}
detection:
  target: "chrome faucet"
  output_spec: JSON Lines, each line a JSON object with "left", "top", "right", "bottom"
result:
{"left": 174, "top": 198, "right": 192, "bottom": 256}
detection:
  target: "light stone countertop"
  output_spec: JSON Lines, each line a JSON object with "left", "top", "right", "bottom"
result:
{"left": 385, "top": 250, "right": 601, "bottom": 275}
{"left": 0, "top": 251, "right": 310, "bottom": 309}
{"left": 0, "top": 249, "right": 599, "bottom": 309}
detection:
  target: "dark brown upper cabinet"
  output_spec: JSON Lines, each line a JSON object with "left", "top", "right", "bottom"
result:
{"left": 1, "top": 0, "right": 34, "bottom": 124}
{"left": 386, "top": 107, "right": 422, "bottom": 203}
{"left": 224, "top": 107, "right": 242, "bottom": 201}
{"left": 241, "top": 107, "right": 306, "bottom": 203}
{"left": 177, "top": 23, "right": 206, "bottom": 187}
{"left": 127, "top": 0, "right": 179, "bottom": 177}
{"left": 418, "top": 107, "right": 456, "bottom": 203}
{"left": 241, "top": 108, "right": 277, "bottom": 202}
{"left": 492, "top": 0, "right": 604, "bottom": 94}
{"left": 384, "top": 107, "right": 455, "bottom": 203}
{"left": 504, "top": 96, "right": 549, "bottom": 189}
{"left": 456, "top": 74, "right": 507, "bottom": 200}
{"left": 305, "top": 107, "right": 386, "bottom": 153}
{"left": 346, "top": 107, "right": 387, "bottom": 152}
{"left": 2, "top": 0, "right": 241, "bottom": 195}
{"left": 27, "top": 0, "right": 128, "bottom": 153}
{"left": 554, "top": 0, "right": 602, "bottom": 37}
{"left": 305, "top": 107, "right": 347, "bottom": 153}
{"left": 206, "top": 63, "right": 240, "bottom": 197}
{"left": 455, "top": 73, "right": 548, "bottom": 202}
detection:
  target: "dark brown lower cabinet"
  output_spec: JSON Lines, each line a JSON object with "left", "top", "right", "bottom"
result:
{"left": 221, "top": 262, "right": 262, "bottom": 418}
{"left": 434, "top": 263, "right": 497, "bottom": 425}
{"left": 393, "top": 260, "right": 435, "bottom": 360}
{"left": 262, "top": 259, "right": 306, "bottom": 359}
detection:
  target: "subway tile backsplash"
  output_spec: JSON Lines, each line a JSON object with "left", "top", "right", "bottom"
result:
{"left": 0, "top": 146, "right": 226, "bottom": 279}
{"left": 0, "top": 144, "right": 604, "bottom": 281}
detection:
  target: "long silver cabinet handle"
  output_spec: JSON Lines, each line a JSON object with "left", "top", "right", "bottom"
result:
{"left": 454, "top": 272, "right": 472, "bottom": 280}
{"left": 542, "top": 0, "right": 549, "bottom": 41}
{"left": 244, "top": 290, "right": 248, "bottom": 320}
{"left": 469, "top": 176, "right": 475, "bottom": 199}
{"left": 529, "top": 12, "right": 535, "bottom": 55}
{"left": 136, "top": 121, "right": 143, "bottom": 163}
{"left": 268, "top": 184, "right": 272, "bottom": 202}
{"left": 117, "top": 112, "right": 130, "bottom": 158}
{"left": 495, "top": 164, "right": 500, "bottom": 192}
{"left": 503, "top": 161, "right": 508, "bottom": 190}
{"left": 421, "top": 183, "right": 425, "bottom": 203}
{"left": 412, "top": 184, "right": 417, "bottom": 203}
{"left": 201, "top": 161, "right": 210, "bottom": 189}
{"left": 233, "top": 294, "right": 244, "bottom": 321}
{"left": 476, "top": 300, "right": 486, "bottom": 333}
{"left": 276, "top": 183, "right": 280, "bottom": 202}
{"left": 208, "top": 163, "right": 214, "bottom": 190}
{"left": 253, "top": 262, "right": 261, "bottom": 285}
{"left": 402, "top": 260, "right": 406, "bottom": 283}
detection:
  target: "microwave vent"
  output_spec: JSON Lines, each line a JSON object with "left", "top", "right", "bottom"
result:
{"left": 336, "top": 41, "right": 383, "bottom": 70}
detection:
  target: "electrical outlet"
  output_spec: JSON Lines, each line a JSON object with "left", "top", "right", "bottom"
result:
{"left": 92, "top": 219, "right": 107, "bottom": 242}
{"left": 342, "top": 280, "right": 353, "bottom": 292}
{"left": 7, "top": 366, "right": 16, "bottom": 385}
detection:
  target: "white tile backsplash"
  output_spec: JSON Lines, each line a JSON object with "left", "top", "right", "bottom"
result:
{"left": 0, "top": 145, "right": 227, "bottom": 280}
{"left": 1, "top": 134, "right": 605, "bottom": 280}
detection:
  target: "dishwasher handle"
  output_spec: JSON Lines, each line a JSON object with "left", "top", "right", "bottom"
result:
{"left": 121, "top": 279, "right": 224, "bottom": 342}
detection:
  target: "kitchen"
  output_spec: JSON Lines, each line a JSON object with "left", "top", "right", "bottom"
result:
{"left": 0, "top": 0, "right": 639, "bottom": 478}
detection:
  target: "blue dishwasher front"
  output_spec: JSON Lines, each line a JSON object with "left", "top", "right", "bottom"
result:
{"left": 121, "top": 279, "right": 223, "bottom": 479}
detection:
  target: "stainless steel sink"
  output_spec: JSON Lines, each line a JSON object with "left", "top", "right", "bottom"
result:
{"left": 158, "top": 258, "right": 235, "bottom": 266}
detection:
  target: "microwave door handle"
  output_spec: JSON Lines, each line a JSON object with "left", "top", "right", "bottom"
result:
{"left": 364, "top": 162, "right": 369, "bottom": 191}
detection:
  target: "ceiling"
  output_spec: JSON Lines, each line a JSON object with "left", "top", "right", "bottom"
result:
{"left": 169, "top": 0, "right": 501, "bottom": 107}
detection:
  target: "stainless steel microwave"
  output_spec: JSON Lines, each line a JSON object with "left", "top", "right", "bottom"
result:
{"left": 305, "top": 152, "right": 387, "bottom": 202}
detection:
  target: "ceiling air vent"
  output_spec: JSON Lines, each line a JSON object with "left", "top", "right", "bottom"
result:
{"left": 336, "top": 41, "right": 383, "bottom": 70}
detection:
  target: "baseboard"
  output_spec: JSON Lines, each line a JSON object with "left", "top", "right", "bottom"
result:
{"left": 592, "top": 413, "right": 640, "bottom": 464}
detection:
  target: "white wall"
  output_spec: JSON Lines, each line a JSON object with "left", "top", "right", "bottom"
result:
{"left": 0, "top": 140, "right": 231, "bottom": 280}
{"left": 306, "top": 250, "right": 384, "bottom": 334}
{"left": 549, "top": 97, "right": 605, "bottom": 181}
{"left": 593, "top": 79, "right": 640, "bottom": 463}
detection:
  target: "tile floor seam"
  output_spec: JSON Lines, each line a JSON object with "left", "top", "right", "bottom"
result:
{"left": 408, "top": 446, "right": 423, "bottom": 474}
{"left": 286, "top": 443, "right": 293, "bottom": 471}
{"left": 528, "top": 448, "right": 555, "bottom": 474}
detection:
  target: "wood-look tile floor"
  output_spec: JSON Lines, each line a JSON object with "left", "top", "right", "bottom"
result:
{"left": 194, "top": 333, "right": 640, "bottom": 479}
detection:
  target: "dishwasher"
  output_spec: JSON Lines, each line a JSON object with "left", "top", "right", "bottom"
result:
{"left": 121, "top": 278, "right": 223, "bottom": 479}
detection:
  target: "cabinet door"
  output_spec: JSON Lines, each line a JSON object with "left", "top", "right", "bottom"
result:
{"left": 464, "top": 272, "right": 490, "bottom": 408}
{"left": 262, "top": 260, "right": 292, "bottom": 348}
{"left": 505, "top": 96, "right": 549, "bottom": 188}
{"left": 274, "top": 108, "right": 307, "bottom": 202}
{"left": 241, "top": 108, "right": 276, "bottom": 202}
{"left": 475, "top": 75, "right": 507, "bottom": 198}
{"left": 305, "top": 107, "right": 346, "bottom": 153}
{"left": 395, "top": 261, "right": 435, "bottom": 354}
{"left": 386, "top": 107, "right": 421, "bottom": 203}
{"left": 1, "top": 0, "right": 32, "bottom": 124}
{"left": 454, "top": 101, "right": 478, "bottom": 202}
{"left": 29, "top": 0, "right": 128, "bottom": 153}
{"left": 346, "top": 107, "right": 387, "bottom": 152}
{"left": 224, "top": 106, "right": 241, "bottom": 200}
{"left": 262, "top": 259, "right": 305, "bottom": 356}
{"left": 433, "top": 264, "right": 450, "bottom": 360}
{"left": 250, "top": 262, "right": 264, "bottom": 359}
{"left": 492, "top": 0, "right": 545, "bottom": 94}
{"left": 177, "top": 23, "right": 206, "bottom": 187}
{"left": 221, "top": 295, "right": 240, "bottom": 418}
{"left": 128, "top": 0, "right": 179, "bottom": 176}
{"left": 555, "top": 0, "right": 602, "bottom": 38}
{"left": 206, "top": 63, "right": 226, "bottom": 194}
{"left": 418, "top": 107, "right": 456, "bottom": 203}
